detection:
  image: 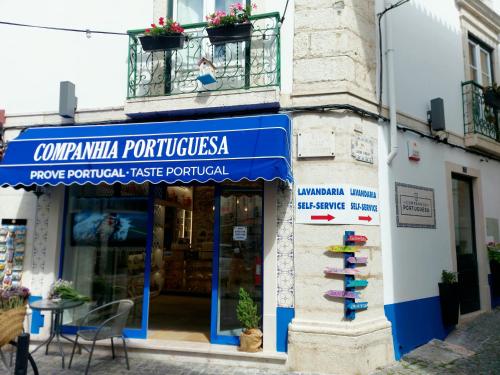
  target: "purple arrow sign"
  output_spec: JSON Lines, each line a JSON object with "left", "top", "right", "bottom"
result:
{"left": 346, "top": 257, "right": 368, "bottom": 264}
{"left": 324, "top": 267, "right": 360, "bottom": 275}
{"left": 325, "top": 290, "right": 360, "bottom": 299}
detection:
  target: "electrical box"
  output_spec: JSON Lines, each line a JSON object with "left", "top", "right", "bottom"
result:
{"left": 59, "top": 81, "right": 77, "bottom": 119}
{"left": 430, "top": 97, "right": 445, "bottom": 131}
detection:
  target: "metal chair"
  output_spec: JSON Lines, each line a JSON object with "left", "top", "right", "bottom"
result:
{"left": 68, "top": 299, "right": 133, "bottom": 375}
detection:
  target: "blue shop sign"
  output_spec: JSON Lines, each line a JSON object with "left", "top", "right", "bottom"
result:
{"left": 0, "top": 114, "right": 292, "bottom": 186}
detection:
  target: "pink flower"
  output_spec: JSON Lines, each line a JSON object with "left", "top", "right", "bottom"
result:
{"left": 252, "top": 3, "right": 257, "bottom": 9}
{"left": 158, "top": 17, "right": 165, "bottom": 25}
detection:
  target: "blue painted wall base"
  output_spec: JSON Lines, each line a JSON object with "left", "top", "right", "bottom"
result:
{"left": 489, "top": 274, "right": 500, "bottom": 308}
{"left": 276, "top": 307, "right": 294, "bottom": 352}
{"left": 29, "top": 295, "right": 44, "bottom": 334}
{"left": 384, "top": 296, "right": 453, "bottom": 359}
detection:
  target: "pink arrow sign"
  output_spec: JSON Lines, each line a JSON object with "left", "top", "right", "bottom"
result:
{"left": 325, "top": 290, "right": 360, "bottom": 299}
{"left": 347, "top": 235, "right": 367, "bottom": 243}
{"left": 324, "top": 267, "right": 360, "bottom": 275}
{"left": 346, "top": 257, "right": 368, "bottom": 264}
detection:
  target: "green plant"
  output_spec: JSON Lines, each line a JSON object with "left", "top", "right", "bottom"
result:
{"left": 145, "top": 17, "right": 184, "bottom": 36}
{"left": 49, "top": 279, "right": 90, "bottom": 302}
{"left": 484, "top": 83, "right": 500, "bottom": 95}
{"left": 0, "top": 286, "right": 30, "bottom": 311}
{"left": 206, "top": 2, "right": 256, "bottom": 27}
{"left": 487, "top": 242, "right": 500, "bottom": 264}
{"left": 441, "top": 270, "right": 457, "bottom": 284}
{"left": 236, "top": 288, "right": 260, "bottom": 330}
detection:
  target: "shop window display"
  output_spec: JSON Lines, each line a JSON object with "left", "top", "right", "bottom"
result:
{"left": 62, "top": 183, "right": 149, "bottom": 329}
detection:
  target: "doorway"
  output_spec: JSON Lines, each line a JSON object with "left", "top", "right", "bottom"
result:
{"left": 148, "top": 185, "right": 214, "bottom": 342}
{"left": 147, "top": 182, "right": 264, "bottom": 343}
{"left": 451, "top": 174, "right": 480, "bottom": 314}
{"left": 211, "top": 187, "right": 263, "bottom": 344}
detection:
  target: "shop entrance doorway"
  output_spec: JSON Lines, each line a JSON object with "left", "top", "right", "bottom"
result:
{"left": 148, "top": 186, "right": 214, "bottom": 342}
{"left": 147, "top": 183, "right": 263, "bottom": 343}
{"left": 451, "top": 175, "right": 480, "bottom": 314}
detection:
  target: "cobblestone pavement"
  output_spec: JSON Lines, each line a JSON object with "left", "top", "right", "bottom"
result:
{"left": 27, "top": 348, "right": 304, "bottom": 375}
{"left": 372, "top": 307, "right": 500, "bottom": 375}
{"left": 4, "top": 308, "right": 498, "bottom": 375}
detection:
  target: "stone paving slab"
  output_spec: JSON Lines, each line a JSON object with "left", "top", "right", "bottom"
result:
{"left": 25, "top": 348, "right": 310, "bottom": 375}
{"left": 372, "top": 308, "right": 500, "bottom": 375}
{"left": 3, "top": 309, "right": 499, "bottom": 375}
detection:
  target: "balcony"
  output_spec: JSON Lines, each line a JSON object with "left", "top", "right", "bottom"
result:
{"left": 125, "top": 13, "right": 281, "bottom": 117}
{"left": 462, "top": 81, "right": 500, "bottom": 156}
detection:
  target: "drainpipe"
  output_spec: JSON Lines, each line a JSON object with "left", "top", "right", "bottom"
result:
{"left": 385, "top": 1, "right": 398, "bottom": 165}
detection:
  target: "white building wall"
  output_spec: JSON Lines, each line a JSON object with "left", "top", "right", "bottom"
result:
{"left": 379, "top": 129, "right": 500, "bottom": 306}
{"left": 377, "top": 0, "right": 500, "bottom": 305}
{"left": 376, "top": 0, "right": 464, "bottom": 135}
{"left": 377, "top": 0, "right": 500, "bottom": 358}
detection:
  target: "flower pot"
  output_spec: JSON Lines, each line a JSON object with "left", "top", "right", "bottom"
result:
{"left": 206, "top": 23, "right": 253, "bottom": 45}
{"left": 490, "top": 260, "right": 500, "bottom": 297}
{"left": 239, "top": 328, "right": 262, "bottom": 352}
{"left": 484, "top": 89, "right": 500, "bottom": 109}
{"left": 0, "top": 306, "right": 26, "bottom": 347}
{"left": 139, "top": 34, "right": 186, "bottom": 52}
{"left": 438, "top": 282, "right": 459, "bottom": 327}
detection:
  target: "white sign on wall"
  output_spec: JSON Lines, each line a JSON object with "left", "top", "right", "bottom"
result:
{"left": 395, "top": 182, "right": 436, "bottom": 229}
{"left": 233, "top": 226, "right": 248, "bottom": 241}
{"left": 351, "top": 135, "right": 374, "bottom": 164}
{"left": 295, "top": 184, "right": 379, "bottom": 225}
{"left": 297, "top": 129, "right": 335, "bottom": 158}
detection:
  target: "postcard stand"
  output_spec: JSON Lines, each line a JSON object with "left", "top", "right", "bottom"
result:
{"left": 0, "top": 219, "right": 27, "bottom": 288}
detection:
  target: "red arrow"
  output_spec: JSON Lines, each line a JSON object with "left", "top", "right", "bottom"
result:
{"left": 347, "top": 235, "right": 368, "bottom": 243}
{"left": 358, "top": 215, "right": 372, "bottom": 222}
{"left": 311, "top": 214, "right": 335, "bottom": 221}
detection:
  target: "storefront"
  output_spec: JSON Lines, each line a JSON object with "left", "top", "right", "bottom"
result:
{"left": 0, "top": 114, "right": 292, "bottom": 348}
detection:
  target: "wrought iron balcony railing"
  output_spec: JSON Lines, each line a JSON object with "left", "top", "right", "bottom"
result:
{"left": 462, "top": 80, "right": 499, "bottom": 141}
{"left": 127, "top": 13, "right": 280, "bottom": 99}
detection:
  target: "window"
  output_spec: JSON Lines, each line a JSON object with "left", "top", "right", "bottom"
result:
{"left": 468, "top": 36, "right": 493, "bottom": 86}
{"left": 175, "top": 0, "right": 234, "bottom": 24}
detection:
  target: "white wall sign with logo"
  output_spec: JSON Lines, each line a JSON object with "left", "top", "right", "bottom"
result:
{"left": 297, "top": 129, "right": 335, "bottom": 158}
{"left": 395, "top": 182, "right": 436, "bottom": 228}
{"left": 351, "top": 135, "right": 374, "bottom": 164}
{"left": 295, "top": 184, "right": 379, "bottom": 225}
{"left": 233, "top": 226, "right": 248, "bottom": 241}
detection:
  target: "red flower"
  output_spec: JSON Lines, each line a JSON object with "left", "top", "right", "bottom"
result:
{"left": 145, "top": 28, "right": 151, "bottom": 33}
{"left": 151, "top": 23, "right": 156, "bottom": 28}
{"left": 159, "top": 17, "right": 164, "bottom": 25}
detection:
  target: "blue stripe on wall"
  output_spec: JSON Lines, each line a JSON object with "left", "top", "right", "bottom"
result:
{"left": 276, "top": 307, "right": 294, "bottom": 352}
{"left": 29, "top": 295, "right": 44, "bottom": 334}
{"left": 384, "top": 296, "right": 452, "bottom": 360}
{"left": 489, "top": 274, "right": 500, "bottom": 308}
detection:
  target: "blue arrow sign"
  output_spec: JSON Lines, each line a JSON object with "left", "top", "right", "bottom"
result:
{"left": 347, "top": 302, "right": 368, "bottom": 310}
{"left": 346, "top": 279, "right": 368, "bottom": 288}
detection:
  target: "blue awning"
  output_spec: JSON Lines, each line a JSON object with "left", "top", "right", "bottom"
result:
{"left": 0, "top": 114, "right": 292, "bottom": 186}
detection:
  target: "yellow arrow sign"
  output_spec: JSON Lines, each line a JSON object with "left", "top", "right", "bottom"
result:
{"left": 327, "top": 245, "right": 360, "bottom": 253}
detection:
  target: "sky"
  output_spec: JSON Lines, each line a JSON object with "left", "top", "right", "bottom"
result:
{"left": 0, "top": 0, "right": 153, "bottom": 114}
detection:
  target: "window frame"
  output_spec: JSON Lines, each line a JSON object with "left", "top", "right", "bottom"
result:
{"left": 468, "top": 34, "right": 495, "bottom": 86}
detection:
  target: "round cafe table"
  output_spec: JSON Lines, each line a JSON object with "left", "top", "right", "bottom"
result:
{"left": 29, "top": 299, "right": 84, "bottom": 368}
